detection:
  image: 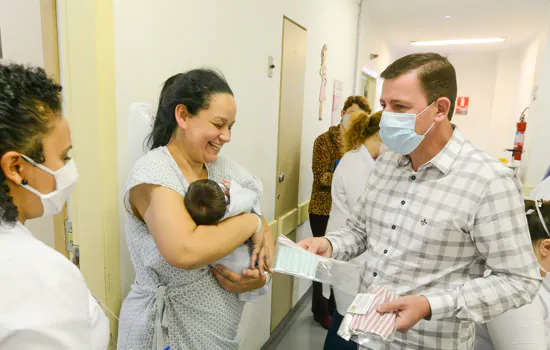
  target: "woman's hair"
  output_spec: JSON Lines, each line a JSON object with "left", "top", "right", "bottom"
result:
{"left": 147, "top": 69, "right": 233, "bottom": 150}
{"left": 0, "top": 63, "right": 62, "bottom": 223}
{"left": 525, "top": 199, "right": 550, "bottom": 243}
{"left": 342, "top": 111, "right": 382, "bottom": 153}
{"left": 342, "top": 95, "right": 371, "bottom": 115}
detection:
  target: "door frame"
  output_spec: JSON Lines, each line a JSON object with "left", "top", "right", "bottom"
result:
{"left": 360, "top": 66, "right": 383, "bottom": 111}
{"left": 39, "top": 0, "right": 69, "bottom": 258}
{"left": 271, "top": 15, "right": 307, "bottom": 333}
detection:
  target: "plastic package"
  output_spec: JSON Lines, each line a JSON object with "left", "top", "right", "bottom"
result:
{"left": 272, "top": 235, "right": 362, "bottom": 289}
{"left": 338, "top": 284, "right": 399, "bottom": 348}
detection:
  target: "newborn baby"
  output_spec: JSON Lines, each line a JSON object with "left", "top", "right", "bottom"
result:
{"left": 184, "top": 178, "right": 268, "bottom": 301}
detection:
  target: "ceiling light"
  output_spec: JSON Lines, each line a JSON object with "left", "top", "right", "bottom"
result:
{"left": 444, "top": 15, "right": 451, "bottom": 19}
{"left": 411, "top": 38, "right": 506, "bottom": 46}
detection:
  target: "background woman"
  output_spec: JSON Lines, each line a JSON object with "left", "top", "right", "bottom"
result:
{"left": 323, "top": 111, "right": 383, "bottom": 349}
{"left": 308, "top": 95, "right": 371, "bottom": 328}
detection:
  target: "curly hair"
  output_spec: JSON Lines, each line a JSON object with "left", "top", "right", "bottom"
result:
{"left": 342, "top": 111, "right": 382, "bottom": 153}
{"left": 0, "top": 63, "right": 62, "bottom": 224}
{"left": 342, "top": 95, "right": 371, "bottom": 115}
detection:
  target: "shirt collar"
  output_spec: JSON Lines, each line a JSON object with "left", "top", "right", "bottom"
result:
{"left": 398, "top": 125, "right": 464, "bottom": 175}
{"left": 0, "top": 220, "right": 33, "bottom": 236}
{"left": 358, "top": 144, "right": 375, "bottom": 166}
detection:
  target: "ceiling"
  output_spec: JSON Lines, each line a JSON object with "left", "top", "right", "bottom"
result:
{"left": 366, "top": 0, "right": 550, "bottom": 54}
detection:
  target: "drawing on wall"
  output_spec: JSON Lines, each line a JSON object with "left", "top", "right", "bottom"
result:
{"left": 318, "top": 44, "right": 327, "bottom": 120}
{"left": 331, "top": 80, "right": 343, "bottom": 126}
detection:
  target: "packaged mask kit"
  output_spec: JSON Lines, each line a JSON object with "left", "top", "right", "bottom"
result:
{"left": 338, "top": 284, "right": 399, "bottom": 349}
{"left": 272, "top": 235, "right": 399, "bottom": 349}
{"left": 272, "top": 235, "right": 362, "bottom": 288}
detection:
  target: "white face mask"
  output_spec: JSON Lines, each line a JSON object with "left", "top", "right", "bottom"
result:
{"left": 342, "top": 114, "right": 351, "bottom": 129}
{"left": 20, "top": 154, "right": 78, "bottom": 217}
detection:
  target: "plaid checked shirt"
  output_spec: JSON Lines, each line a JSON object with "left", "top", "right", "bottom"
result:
{"left": 326, "top": 128, "right": 541, "bottom": 350}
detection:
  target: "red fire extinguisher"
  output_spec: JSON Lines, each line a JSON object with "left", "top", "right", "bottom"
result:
{"left": 506, "top": 107, "right": 528, "bottom": 161}
{"left": 513, "top": 118, "right": 527, "bottom": 161}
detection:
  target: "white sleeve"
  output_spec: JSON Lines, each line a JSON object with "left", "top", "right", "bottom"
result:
{"left": 485, "top": 298, "right": 546, "bottom": 350}
{"left": 0, "top": 260, "right": 93, "bottom": 350}
{"left": 326, "top": 165, "right": 349, "bottom": 234}
{"left": 88, "top": 293, "right": 110, "bottom": 350}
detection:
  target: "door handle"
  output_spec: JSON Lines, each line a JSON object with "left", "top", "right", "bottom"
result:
{"left": 278, "top": 172, "right": 285, "bottom": 183}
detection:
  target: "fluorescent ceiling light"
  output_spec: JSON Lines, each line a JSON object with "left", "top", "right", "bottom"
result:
{"left": 410, "top": 38, "right": 506, "bottom": 46}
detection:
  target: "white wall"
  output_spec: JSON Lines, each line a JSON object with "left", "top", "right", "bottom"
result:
{"left": 114, "top": 1, "right": 361, "bottom": 348}
{"left": 523, "top": 12, "right": 550, "bottom": 186}
{"left": 0, "top": 0, "right": 44, "bottom": 66}
{"left": 486, "top": 50, "right": 521, "bottom": 160}
{"left": 442, "top": 53, "right": 498, "bottom": 152}
{"left": 356, "top": 0, "right": 395, "bottom": 108}
{"left": 0, "top": 0, "right": 55, "bottom": 248}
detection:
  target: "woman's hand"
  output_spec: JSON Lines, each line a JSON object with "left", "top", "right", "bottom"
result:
{"left": 250, "top": 228, "right": 266, "bottom": 274}
{"left": 261, "top": 221, "right": 275, "bottom": 271}
{"left": 210, "top": 265, "right": 267, "bottom": 294}
{"left": 250, "top": 216, "right": 275, "bottom": 274}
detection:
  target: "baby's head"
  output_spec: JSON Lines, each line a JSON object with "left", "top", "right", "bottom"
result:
{"left": 185, "top": 179, "right": 228, "bottom": 225}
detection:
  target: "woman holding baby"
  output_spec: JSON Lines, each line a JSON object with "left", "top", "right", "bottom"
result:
{"left": 117, "top": 69, "right": 274, "bottom": 350}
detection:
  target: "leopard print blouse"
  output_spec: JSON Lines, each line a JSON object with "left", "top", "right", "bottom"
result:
{"left": 309, "top": 126, "right": 342, "bottom": 216}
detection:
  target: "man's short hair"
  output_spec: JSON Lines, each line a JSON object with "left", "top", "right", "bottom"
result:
{"left": 381, "top": 53, "right": 457, "bottom": 121}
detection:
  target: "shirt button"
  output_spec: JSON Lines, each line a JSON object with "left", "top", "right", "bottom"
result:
{"left": 411, "top": 175, "right": 417, "bottom": 181}
{"left": 392, "top": 225, "right": 396, "bottom": 230}
{"left": 401, "top": 200, "right": 406, "bottom": 205}
{"left": 384, "top": 249, "right": 388, "bottom": 254}
{"left": 373, "top": 272, "right": 378, "bottom": 277}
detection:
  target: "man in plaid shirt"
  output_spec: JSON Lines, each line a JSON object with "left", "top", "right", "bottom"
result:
{"left": 299, "top": 52, "right": 541, "bottom": 349}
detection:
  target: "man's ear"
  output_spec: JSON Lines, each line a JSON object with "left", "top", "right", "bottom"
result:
{"left": 435, "top": 97, "right": 451, "bottom": 122}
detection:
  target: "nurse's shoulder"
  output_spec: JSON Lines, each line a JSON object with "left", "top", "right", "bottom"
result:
{"left": 0, "top": 222, "right": 91, "bottom": 349}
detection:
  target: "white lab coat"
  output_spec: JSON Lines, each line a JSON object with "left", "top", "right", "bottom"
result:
{"left": 473, "top": 178, "right": 550, "bottom": 350}
{"left": 475, "top": 279, "right": 550, "bottom": 350}
{"left": 0, "top": 221, "right": 109, "bottom": 349}
{"left": 323, "top": 145, "right": 375, "bottom": 315}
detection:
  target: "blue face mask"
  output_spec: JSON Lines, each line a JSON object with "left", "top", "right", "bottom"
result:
{"left": 380, "top": 102, "right": 436, "bottom": 155}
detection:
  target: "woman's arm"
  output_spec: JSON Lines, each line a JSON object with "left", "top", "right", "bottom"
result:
{"left": 130, "top": 184, "right": 259, "bottom": 270}
{"left": 214, "top": 215, "right": 275, "bottom": 293}
{"left": 312, "top": 135, "right": 335, "bottom": 188}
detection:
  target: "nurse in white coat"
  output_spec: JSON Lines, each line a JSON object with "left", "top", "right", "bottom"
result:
{"left": 475, "top": 198, "right": 550, "bottom": 350}
{"left": 0, "top": 63, "right": 109, "bottom": 349}
{"left": 323, "top": 110, "right": 384, "bottom": 350}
